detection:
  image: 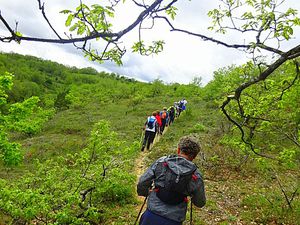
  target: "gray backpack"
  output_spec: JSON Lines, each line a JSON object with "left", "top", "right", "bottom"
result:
{"left": 154, "top": 156, "right": 196, "bottom": 205}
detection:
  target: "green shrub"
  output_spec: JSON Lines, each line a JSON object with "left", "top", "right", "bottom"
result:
{"left": 190, "top": 123, "right": 206, "bottom": 133}
{"left": 54, "top": 89, "right": 72, "bottom": 110}
{"left": 0, "top": 120, "right": 135, "bottom": 224}
{"left": 98, "top": 168, "right": 135, "bottom": 204}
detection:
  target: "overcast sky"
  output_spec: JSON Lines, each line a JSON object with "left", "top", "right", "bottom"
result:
{"left": 0, "top": 0, "right": 299, "bottom": 85}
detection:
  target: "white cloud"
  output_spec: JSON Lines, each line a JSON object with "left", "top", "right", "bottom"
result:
{"left": 0, "top": 0, "right": 299, "bottom": 85}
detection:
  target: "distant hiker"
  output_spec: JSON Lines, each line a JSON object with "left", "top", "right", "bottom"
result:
{"left": 181, "top": 98, "right": 188, "bottom": 111}
{"left": 137, "top": 135, "right": 206, "bottom": 225}
{"left": 141, "top": 111, "right": 158, "bottom": 151}
{"left": 160, "top": 107, "right": 168, "bottom": 134}
{"left": 177, "top": 98, "right": 187, "bottom": 117}
{"left": 155, "top": 110, "right": 162, "bottom": 135}
{"left": 177, "top": 101, "right": 183, "bottom": 117}
{"left": 168, "top": 106, "right": 175, "bottom": 126}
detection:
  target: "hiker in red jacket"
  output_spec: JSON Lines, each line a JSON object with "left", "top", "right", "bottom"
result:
{"left": 160, "top": 107, "right": 168, "bottom": 134}
{"left": 155, "top": 110, "right": 162, "bottom": 135}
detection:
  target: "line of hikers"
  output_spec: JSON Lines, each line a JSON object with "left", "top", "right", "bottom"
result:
{"left": 141, "top": 99, "right": 188, "bottom": 151}
{"left": 137, "top": 99, "right": 206, "bottom": 225}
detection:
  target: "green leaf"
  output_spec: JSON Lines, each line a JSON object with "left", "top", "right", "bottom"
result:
{"left": 15, "top": 31, "right": 23, "bottom": 37}
{"left": 65, "top": 14, "right": 74, "bottom": 27}
{"left": 60, "top": 9, "right": 72, "bottom": 14}
{"left": 77, "top": 26, "right": 86, "bottom": 35}
{"left": 69, "top": 24, "right": 78, "bottom": 32}
{"left": 165, "top": 6, "right": 177, "bottom": 20}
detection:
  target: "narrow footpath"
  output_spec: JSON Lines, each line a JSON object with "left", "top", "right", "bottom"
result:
{"left": 134, "top": 127, "right": 167, "bottom": 211}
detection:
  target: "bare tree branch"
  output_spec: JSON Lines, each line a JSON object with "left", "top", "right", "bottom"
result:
{"left": 278, "top": 60, "right": 299, "bottom": 100}
{"left": 154, "top": 15, "right": 252, "bottom": 50}
{"left": 220, "top": 95, "right": 274, "bottom": 158}
{"left": 234, "top": 44, "right": 300, "bottom": 100}
{"left": 0, "top": 0, "right": 165, "bottom": 44}
{"left": 37, "top": 0, "right": 62, "bottom": 39}
{"left": 0, "top": 10, "right": 19, "bottom": 42}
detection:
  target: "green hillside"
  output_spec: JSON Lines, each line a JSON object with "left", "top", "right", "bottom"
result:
{"left": 0, "top": 53, "right": 299, "bottom": 224}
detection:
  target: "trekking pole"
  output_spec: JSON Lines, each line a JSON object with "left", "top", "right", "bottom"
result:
{"left": 190, "top": 201, "right": 193, "bottom": 225}
{"left": 140, "top": 130, "right": 144, "bottom": 147}
{"left": 134, "top": 196, "right": 148, "bottom": 225}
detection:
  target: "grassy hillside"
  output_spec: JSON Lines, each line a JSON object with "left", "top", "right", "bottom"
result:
{"left": 0, "top": 53, "right": 299, "bottom": 224}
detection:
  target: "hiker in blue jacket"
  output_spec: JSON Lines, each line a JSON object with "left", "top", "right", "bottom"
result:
{"left": 137, "top": 136, "right": 206, "bottom": 225}
{"left": 181, "top": 98, "right": 188, "bottom": 111}
{"left": 141, "top": 111, "right": 158, "bottom": 151}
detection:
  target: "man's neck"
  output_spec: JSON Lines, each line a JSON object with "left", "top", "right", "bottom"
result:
{"left": 178, "top": 153, "right": 193, "bottom": 161}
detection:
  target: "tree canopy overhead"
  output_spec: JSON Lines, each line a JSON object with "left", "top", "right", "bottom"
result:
{"left": 1, "top": 0, "right": 298, "bottom": 63}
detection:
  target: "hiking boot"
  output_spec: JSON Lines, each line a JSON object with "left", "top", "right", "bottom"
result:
{"left": 141, "top": 146, "right": 145, "bottom": 151}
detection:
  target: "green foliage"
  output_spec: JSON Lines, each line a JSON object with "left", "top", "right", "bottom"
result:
{"left": 6, "top": 96, "right": 54, "bottom": 136}
{"left": 0, "top": 61, "right": 208, "bottom": 222}
{"left": 189, "top": 123, "right": 207, "bottom": 133}
{"left": 132, "top": 40, "right": 165, "bottom": 56}
{"left": 204, "top": 61, "right": 299, "bottom": 165}
{"left": 0, "top": 132, "right": 22, "bottom": 166}
{"left": 54, "top": 89, "right": 72, "bottom": 110}
{"left": 60, "top": 3, "right": 130, "bottom": 65}
{"left": 128, "top": 94, "right": 144, "bottom": 111}
{"left": 165, "top": 6, "right": 177, "bottom": 20}
{"left": 190, "top": 76, "right": 203, "bottom": 87}
{"left": 62, "top": 4, "right": 114, "bottom": 34}
{"left": 0, "top": 120, "right": 135, "bottom": 224}
{"left": 241, "top": 189, "right": 300, "bottom": 224}
{"left": 254, "top": 157, "right": 272, "bottom": 172}
{"left": 147, "top": 79, "right": 164, "bottom": 97}
{"left": 278, "top": 148, "right": 297, "bottom": 169}
{"left": 97, "top": 168, "right": 135, "bottom": 204}
{"left": 0, "top": 71, "right": 55, "bottom": 165}
{"left": 199, "top": 58, "right": 300, "bottom": 223}
{"left": 0, "top": 52, "right": 299, "bottom": 224}
{"left": 207, "top": 0, "right": 300, "bottom": 42}
{"left": 0, "top": 72, "right": 13, "bottom": 107}
{"left": 0, "top": 73, "right": 23, "bottom": 165}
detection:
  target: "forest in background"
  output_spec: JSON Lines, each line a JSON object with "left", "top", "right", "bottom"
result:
{"left": 0, "top": 52, "right": 299, "bottom": 224}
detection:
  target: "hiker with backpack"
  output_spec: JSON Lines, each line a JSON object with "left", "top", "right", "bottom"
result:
{"left": 137, "top": 135, "right": 206, "bottom": 225}
{"left": 168, "top": 106, "right": 175, "bottom": 126}
{"left": 181, "top": 98, "right": 188, "bottom": 111}
{"left": 177, "top": 101, "right": 184, "bottom": 117}
{"left": 160, "top": 107, "right": 168, "bottom": 134}
{"left": 141, "top": 111, "right": 158, "bottom": 151}
{"left": 155, "top": 110, "right": 162, "bottom": 135}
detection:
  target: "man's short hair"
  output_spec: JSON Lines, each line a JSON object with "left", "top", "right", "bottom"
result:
{"left": 178, "top": 136, "right": 201, "bottom": 158}
{"left": 152, "top": 111, "right": 157, "bottom": 116}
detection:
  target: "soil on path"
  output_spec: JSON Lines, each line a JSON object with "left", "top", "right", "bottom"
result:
{"left": 134, "top": 127, "right": 167, "bottom": 208}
